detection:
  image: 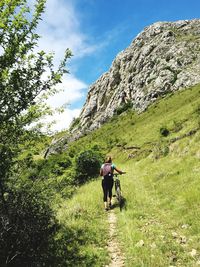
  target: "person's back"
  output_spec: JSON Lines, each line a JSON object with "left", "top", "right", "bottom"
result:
{"left": 101, "top": 162, "right": 113, "bottom": 177}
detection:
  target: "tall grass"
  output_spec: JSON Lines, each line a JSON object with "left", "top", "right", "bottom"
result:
{"left": 56, "top": 179, "right": 110, "bottom": 266}
{"left": 115, "top": 138, "right": 200, "bottom": 266}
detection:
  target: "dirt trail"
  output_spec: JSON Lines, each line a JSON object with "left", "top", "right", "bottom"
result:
{"left": 105, "top": 210, "right": 125, "bottom": 267}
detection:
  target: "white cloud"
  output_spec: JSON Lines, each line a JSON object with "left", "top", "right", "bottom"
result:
{"left": 29, "top": 0, "right": 117, "bottom": 132}
{"left": 36, "top": 0, "right": 98, "bottom": 64}
{"left": 30, "top": 0, "right": 93, "bottom": 132}
{"left": 46, "top": 74, "right": 87, "bottom": 108}
{"left": 40, "top": 73, "right": 87, "bottom": 132}
{"left": 42, "top": 108, "right": 81, "bottom": 133}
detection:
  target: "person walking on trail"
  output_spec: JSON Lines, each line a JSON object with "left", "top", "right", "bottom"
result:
{"left": 100, "top": 156, "right": 125, "bottom": 211}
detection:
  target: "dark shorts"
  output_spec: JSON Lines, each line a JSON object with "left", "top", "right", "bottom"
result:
{"left": 102, "top": 175, "right": 114, "bottom": 202}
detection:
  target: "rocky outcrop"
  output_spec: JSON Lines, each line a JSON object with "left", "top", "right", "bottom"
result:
{"left": 74, "top": 19, "right": 200, "bottom": 134}
{"left": 45, "top": 19, "right": 200, "bottom": 156}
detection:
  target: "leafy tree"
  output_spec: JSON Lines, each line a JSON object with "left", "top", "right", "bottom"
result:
{"left": 0, "top": 0, "right": 71, "bottom": 205}
{"left": 0, "top": 0, "right": 72, "bottom": 265}
{"left": 25, "top": 154, "right": 72, "bottom": 181}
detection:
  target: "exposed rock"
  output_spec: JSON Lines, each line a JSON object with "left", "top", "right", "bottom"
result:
{"left": 135, "top": 240, "right": 145, "bottom": 247}
{"left": 76, "top": 19, "right": 200, "bottom": 135}
{"left": 44, "top": 137, "right": 68, "bottom": 158}
{"left": 189, "top": 249, "right": 197, "bottom": 257}
{"left": 181, "top": 224, "right": 189, "bottom": 229}
{"left": 179, "top": 235, "right": 187, "bottom": 244}
{"left": 45, "top": 19, "right": 200, "bottom": 156}
{"left": 150, "top": 242, "right": 157, "bottom": 249}
{"left": 172, "top": 231, "right": 178, "bottom": 239}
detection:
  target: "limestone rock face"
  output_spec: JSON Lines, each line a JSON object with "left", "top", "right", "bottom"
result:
{"left": 76, "top": 19, "right": 200, "bottom": 133}
{"left": 45, "top": 19, "right": 200, "bottom": 156}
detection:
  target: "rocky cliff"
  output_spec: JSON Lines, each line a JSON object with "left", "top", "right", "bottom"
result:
{"left": 74, "top": 19, "right": 200, "bottom": 133}
{"left": 46, "top": 19, "right": 200, "bottom": 156}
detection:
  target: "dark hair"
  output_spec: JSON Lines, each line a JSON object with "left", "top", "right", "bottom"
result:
{"left": 105, "top": 156, "right": 112, "bottom": 163}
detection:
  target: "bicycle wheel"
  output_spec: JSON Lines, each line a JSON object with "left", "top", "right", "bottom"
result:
{"left": 116, "top": 186, "right": 122, "bottom": 206}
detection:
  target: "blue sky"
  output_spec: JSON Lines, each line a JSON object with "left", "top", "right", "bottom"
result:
{"left": 72, "top": 0, "right": 200, "bottom": 84}
{"left": 35, "top": 0, "right": 200, "bottom": 131}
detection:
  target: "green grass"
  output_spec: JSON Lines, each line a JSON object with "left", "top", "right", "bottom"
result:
{"left": 56, "top": 179, "right": 110, "bottom": 267}
{"left": 54, "top": 84, "right": 200, "bottom": 266}
{"left": 67, "top": 85, "right": 200, "bottom": 155}
{"left": 116, "top": 147, "right": 200, "bottom": 266}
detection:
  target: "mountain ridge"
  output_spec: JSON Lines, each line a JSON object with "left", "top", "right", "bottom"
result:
{"left": 46, "top": 19, "right": 200, "bottom": 156}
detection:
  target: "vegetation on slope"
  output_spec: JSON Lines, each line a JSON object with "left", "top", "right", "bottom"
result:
{"left": 48, "top": 83, "right": 200, "bottom": 266}
{"left": 0, "top": 1, "right": 73, "bottom": 266}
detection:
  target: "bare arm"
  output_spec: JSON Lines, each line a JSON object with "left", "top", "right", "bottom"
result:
{"left": 114, "top": 167, "right": 125, "bottom": 174}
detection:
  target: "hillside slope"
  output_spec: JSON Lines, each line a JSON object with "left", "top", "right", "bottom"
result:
{"left": 56, "top": 84, "right": 200, "bottom": 266}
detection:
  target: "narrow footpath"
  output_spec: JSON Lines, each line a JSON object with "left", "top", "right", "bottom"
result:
{"left": 105, "top": 210, "right": 125, "bottom": 267}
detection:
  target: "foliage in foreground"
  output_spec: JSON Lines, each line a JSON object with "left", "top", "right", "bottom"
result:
{"left": 0, "top": 0, "right": 73, "bottom": 266}
{"left": 0, "top": 181, "right": 56, "bottom": 266}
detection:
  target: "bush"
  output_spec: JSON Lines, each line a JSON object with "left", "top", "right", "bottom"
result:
{"left": 152, "top": 143, "right": 169, "bottom": 159}
{"left": 195, "top": 105, "right": 200, "bottom": 115}
{"left": 26, "top": 154, "right": 72, "bottom": 180}
{"left": 160, "top": 127, "right": 170, "bottom": 137}
{"left": 0, "top": 182, "right": 57, "bottom": 267}
{"left": 114, "top": 100, "right": 133, "bottom": 115}
{"left": 75, "top": 149, "right": 103, "bottom": 184}
{"left": 70, "top": 117, "right": 80, "bottom": 131}
{"left": 0, "top": 179, "right": 96, "bottom": 266}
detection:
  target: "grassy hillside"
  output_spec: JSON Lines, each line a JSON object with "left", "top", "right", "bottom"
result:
{"left": 20, "top": 84, "right": 200, "bottom": 266}
{"left": 56, "top": 84, "right": 200, "bottom": 266}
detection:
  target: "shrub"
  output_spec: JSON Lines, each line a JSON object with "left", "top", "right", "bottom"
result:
{"left": 70, "top": 117, "right": 80, "bottom": 130}
{"left": 160, "top": 127, "right": 170, "bottom": 137}
{"left": 27, "top": 154, "right": 72, "bottom": 180}
{"left": 75, "top": 149, "right": 103, "bottom": 184}
{"left": 0, "top": 182, "right": 57, "bottom": 267}
{"left": 172, "top": 120, "right": 183, "bottom": 133}
{"left": 152, "top": 143, "right": 169, "bottom": 159}
{"left": 195, "top": 105, "right": 200, "bottom": 115}
{"left": 114, "top": 100, "right": 133, "bottom": 115}
{"left": 0, "top": 179, "right": 96, "bottom": 266}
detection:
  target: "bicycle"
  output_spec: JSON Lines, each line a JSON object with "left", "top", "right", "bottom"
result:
{"left": 113, "top": 173, "right": 125, "bottom": 210}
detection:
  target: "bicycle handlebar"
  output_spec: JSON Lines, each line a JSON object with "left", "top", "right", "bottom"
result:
{"left": 113, "top": 172, "right": 126, "bottom": 176}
